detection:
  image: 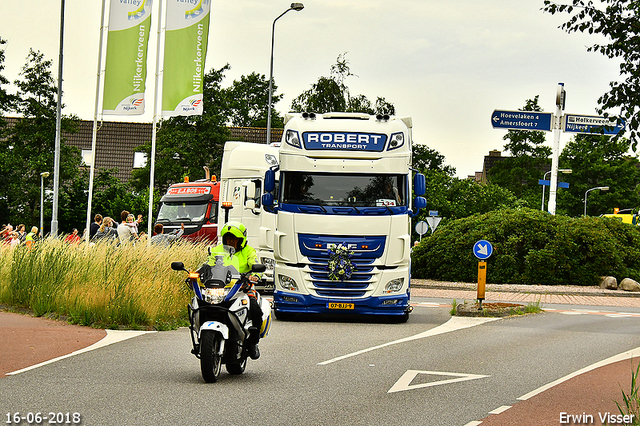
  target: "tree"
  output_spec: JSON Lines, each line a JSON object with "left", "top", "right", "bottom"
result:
{"left": 227, "top": 71, "right": 283, "bottom": 128}
{"left": 130, "top": 65, "right": 232, "bottom": 193}
{"left": 558, "top": 134, "right": 640, "bottom": 216}
{"left": 487, "top": 96, "right": 552, "bottom": 206}
{"left": 0, "top": 37, "right": 16, "bottom": 223}
{"left": 0, "top": 49, "right": 80, "bottom": 230}
{"left": 543, "top": 0, "right": 640, "bottom": 147}
{"left": 413, "top": 144, "right": 457, "bottom": 176}
{"left": 409, "top": 143, "right": 519, "bottom": 241}
{"left": 0, "top": 37, "right": 14, "bottom": 126}
{"left": 291, "top": 53, "right": 396, "bottom": 115}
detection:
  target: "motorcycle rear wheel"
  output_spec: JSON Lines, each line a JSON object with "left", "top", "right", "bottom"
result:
{"left": 200, "top": 330, "right": 223, "bottom": 383}
{"left": 226, "top": 355, "right": 247, "bottom": 375}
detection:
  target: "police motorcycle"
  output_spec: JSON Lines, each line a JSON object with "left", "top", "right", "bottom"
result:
{"left": 171, "top": 245, "right": 271, "bottom": 383}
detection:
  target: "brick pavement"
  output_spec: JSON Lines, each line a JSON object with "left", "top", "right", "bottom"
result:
{"left": 410, "top": 286, "right": 640, "bottom": 308}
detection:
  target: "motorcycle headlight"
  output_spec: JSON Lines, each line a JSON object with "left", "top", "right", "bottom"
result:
{"left": 385, "top": 277, "right": 404, "bottom": 293}
{"left": 202, "top": 287, "right": 227, "bottom": 304}
{"left": 278, "top": 274, "right": 299, "bottom": 291}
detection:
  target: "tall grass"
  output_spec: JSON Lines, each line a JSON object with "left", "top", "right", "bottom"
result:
{"left": 0, "top": 238, "right": 209, "bottom": 329}
{"left": 614, "top": 361, "right": 640, "bottom": 426}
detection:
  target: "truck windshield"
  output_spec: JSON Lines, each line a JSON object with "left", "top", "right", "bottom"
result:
{"left": 157, "top": 202, "right": 213, "bottom": 223}
{"left": 281, "top": 172, "right": 406, "bottom": 207}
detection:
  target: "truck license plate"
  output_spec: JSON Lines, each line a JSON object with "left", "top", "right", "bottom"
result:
{"left": 327, "top": 302, "right": 354, "bottom": 310}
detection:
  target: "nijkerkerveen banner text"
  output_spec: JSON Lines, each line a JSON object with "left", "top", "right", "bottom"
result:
{"left": 102, "top": 0, "right": 153, "bottom": 115}
{"left": 162, "top": 0, "right": 211, "bottom": 116}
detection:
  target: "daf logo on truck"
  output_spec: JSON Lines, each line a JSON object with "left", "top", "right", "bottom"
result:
{"left": 304, "top": 132, "right": 387, "bottom": 152}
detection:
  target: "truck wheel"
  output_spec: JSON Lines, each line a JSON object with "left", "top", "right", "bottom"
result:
{"left": 274, "top": 310, "right": 296, "bottom": 321}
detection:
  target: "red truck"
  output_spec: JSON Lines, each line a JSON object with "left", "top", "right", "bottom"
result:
{"left": 156, "top": 168, "right": 220, "bottom": 242}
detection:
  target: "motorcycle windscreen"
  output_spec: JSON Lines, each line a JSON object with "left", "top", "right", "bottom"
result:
{"left": 207, "top": 245, "right": 240, "bottom": 287}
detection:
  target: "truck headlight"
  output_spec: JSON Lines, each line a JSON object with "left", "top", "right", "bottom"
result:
{"left": 278, "top": 274, "right": 299, "bottom": 291}
{"left": 260, "top": 257, "right": 275, "bottom": 271}
{"left": 385, "top": 277, "right": 404, "bottom": 293}
{"left": 387, "top": 132, "right": 405, "bottom": 150}
{"left": 285, "top": 130, "right": 301, "bottom": 148}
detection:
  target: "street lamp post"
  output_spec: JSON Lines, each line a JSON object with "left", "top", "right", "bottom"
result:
{"left": 266, "top": 2, "right": 304, "bottom": 146}
{"left": 541, "top": 168, "right": 572, "bottom": 211}
{"left": 40, "top": 172, "right": 50, "bottom": 235}
{"left": 584, "top": 186, "right": 610, "bottom": 216}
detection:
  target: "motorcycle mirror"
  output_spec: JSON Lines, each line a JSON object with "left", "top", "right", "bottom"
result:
{"left": 171, "top": 261, "right": 186, "bottom": 271}
{"left": 251, "top": 263, "right": 267, "bottom": 273}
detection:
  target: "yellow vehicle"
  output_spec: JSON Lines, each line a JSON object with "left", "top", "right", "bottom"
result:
{"left": 601, "top": 209, "right": 640, "bottom": 225}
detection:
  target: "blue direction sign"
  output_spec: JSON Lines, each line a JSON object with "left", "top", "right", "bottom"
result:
{"left": 491, "top": 110, "right": 553, "bottom": 132}
{"left": 538, "top": 179, "right": 569, "bottom": 189}
{"left": 563, "top": 114, "right": 625, "bottom": 135}
{"left": 473, "top": 240, "right": 493, "bottom": 260}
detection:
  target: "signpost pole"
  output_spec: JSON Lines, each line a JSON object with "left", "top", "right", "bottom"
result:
{"left": 477, "top": 261, "right": 486, "bottom": 310}
{"left": 547, "top": 83, "right": 565, "bottom": 215}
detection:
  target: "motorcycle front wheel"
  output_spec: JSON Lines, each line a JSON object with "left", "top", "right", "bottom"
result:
{"left": 200, "top": 330, "right": 223, "bottom": 383}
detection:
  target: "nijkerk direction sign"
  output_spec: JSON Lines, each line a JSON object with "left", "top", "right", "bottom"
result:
{"left": 563, "top": 114, "right": 625, "bottom": 135}
{"left": 491, "top": 110, "right": 553, "bottom": 132}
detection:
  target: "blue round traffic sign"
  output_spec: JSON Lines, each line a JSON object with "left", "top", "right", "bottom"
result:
{"left": 473, "top": 240, "right": 493, "bottom": 260}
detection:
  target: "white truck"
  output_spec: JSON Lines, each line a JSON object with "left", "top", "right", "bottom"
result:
{"left": 218, "top": 141, "right": 280, "bottom": 291}
{"left": 262, "top": 112, "right": 426, "bottom": 321}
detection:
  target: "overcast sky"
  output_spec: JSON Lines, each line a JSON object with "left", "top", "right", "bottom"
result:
{"left": 0, "top": 0, "right": 621, "bottom": 178}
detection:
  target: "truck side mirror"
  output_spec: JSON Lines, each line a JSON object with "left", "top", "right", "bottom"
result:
{"left": 414, "top": 196, "right": 427, "bottom": 210}
{"left": 262, "top": 193, "right": 274, "bottom": 207}
{"left": 264, "top": 169, "right": 276, "bottom": 192}
{"left": 243, "top": 180, "right": 257, "bottom": 199}
{"left": 414, "top": 173, "right": 426, "bottom": 196}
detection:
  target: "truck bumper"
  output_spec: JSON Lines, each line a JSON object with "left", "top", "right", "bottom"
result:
{"left": 273, "top": 290, "right": 410, "bottom": 316}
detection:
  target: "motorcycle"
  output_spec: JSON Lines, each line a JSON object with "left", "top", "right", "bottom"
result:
{"left": 171, "top": 247, "right": 271, "bottom": 383}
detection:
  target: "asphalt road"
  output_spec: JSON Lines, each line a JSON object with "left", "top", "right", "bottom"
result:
{"left": 3, "top": 299, "right": 640, "bottom": 425}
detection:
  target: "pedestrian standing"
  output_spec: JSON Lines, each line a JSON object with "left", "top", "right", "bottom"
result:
{"left": 89, "top": 214, "right": 102, "bottom": 240}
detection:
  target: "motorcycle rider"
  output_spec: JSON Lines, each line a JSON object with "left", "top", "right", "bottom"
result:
{"left": 208, "top": 221, "right": 263, "bottom": 360}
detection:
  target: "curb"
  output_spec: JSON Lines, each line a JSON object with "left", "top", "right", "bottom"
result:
{"left": 410, "top": 283, "right": 640, "bottom": 298}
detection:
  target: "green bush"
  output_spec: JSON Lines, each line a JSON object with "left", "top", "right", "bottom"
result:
{"left": 411, "top": 208, "right": 640, "bottom": 286}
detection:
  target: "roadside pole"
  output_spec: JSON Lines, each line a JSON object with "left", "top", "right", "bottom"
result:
{"left": 473, "top": 240, "right": 493, "bottom": 310}
{"left": 548, "top": 83, "right": 565, "bottom": 215}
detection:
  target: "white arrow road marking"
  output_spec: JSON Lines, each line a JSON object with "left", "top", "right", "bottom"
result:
{"left": 7, "top": 329, "right": 155, "bottom": 375}
{"left": 388, "top": 369, "right": 490, "bottom": 393}
{"left": 318, "top": 316, "right": 499, "bottom": 365}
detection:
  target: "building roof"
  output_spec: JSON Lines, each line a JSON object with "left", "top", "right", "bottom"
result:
{"left": 5, "top": 117, "right": 283, "bottom": 183}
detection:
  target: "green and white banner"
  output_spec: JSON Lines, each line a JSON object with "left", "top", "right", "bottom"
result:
{"left": 102, "top": 0, "right": 153, "bottom": 115}
{"left": 162, "top": 0, "right": 211, "bottom": 116}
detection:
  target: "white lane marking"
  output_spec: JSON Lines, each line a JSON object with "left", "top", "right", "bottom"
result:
{"left": 388, "top": 369, "right": 489, "bottom": 393}
{"left": 463, "top": 422, "right": 483, "bottom": 426}
{"left": 318, "top": 316, "right": 500, "bottom": 365}
{"left": 7, "top": 329, "right": 155, "bottom": 375}
{"left": 518, "top": 345, "right": 640, "bottom": 401}
{"left": 488, "top": 405, "right": 512, "bottom": 415}
{"left": 415, "top": 302, "right": 445, "bottom": 308}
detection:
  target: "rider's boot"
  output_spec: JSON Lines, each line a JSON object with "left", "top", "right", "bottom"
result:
{"left": 247, "top": 326, "right": 260, "bottom": 360}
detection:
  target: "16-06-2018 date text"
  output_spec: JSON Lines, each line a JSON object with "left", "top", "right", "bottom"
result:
{"left": 5, "top": 413, "right": 81, "bottom": 425}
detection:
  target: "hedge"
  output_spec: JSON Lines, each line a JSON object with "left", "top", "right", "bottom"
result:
{"left": 411, "top": 208, "right": 640, "bottom": 286}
